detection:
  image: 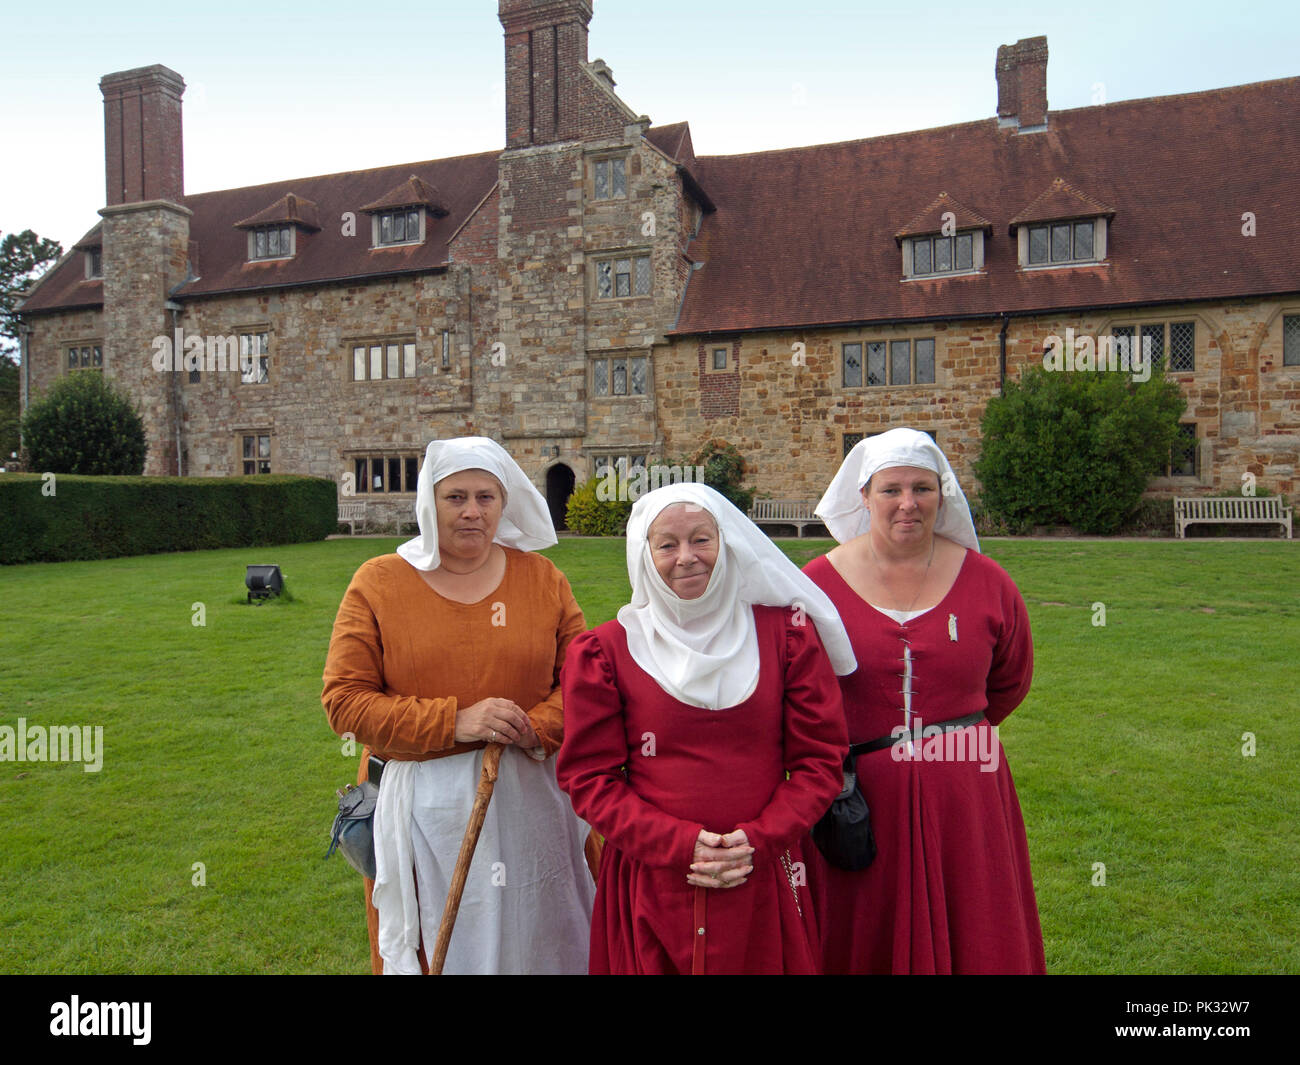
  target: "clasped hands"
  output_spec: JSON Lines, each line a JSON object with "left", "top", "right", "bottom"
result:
{"left": 455, "top": 697, "right": 546, "bottom": 761}
{"left": 688, "top": 829, "right": 753, "bottom": 890}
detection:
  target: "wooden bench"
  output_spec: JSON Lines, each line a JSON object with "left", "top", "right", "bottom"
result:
{"left": 748, "top": 499, "right": 825, "bottom": 537}
{"left": 1174, "top": 496, "right": 1292, "bottom": 539}
{"left": 338, "top": 499, "right": 368, "bottom": 535}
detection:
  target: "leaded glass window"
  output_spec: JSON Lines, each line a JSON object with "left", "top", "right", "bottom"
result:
{"left": 955, "top": 232, "right": 973, "bottom": 270}
{"left": 592, "top": 359, "right": 608, "bottom": 395}
{"left": 1170, "top": 424, "right": 1198, "bottom": 477}
{"left": 867, "top": 342, "right": 886, "bottom": 386}
{"left": 1051, "top": 223, "right": 1073, "bottom": 262}
{"left": 915, "top": 338, "right": 935, "bottom": 384}
{"left": 242, "top": 434, "right": 271, "bottom": 475}
{"left": 1284, "top": 315, "right": 1300, "bottom": 367}
{"left": 913, "top": 238, "right": 932, "bottom": 275}
{"left": 933, "top": 236, "right": 953, "bottom": 273}
{"left": 1142, "top": 324, "right": 1165, "bottom": 370}
{"left": 1073, "top": 221, "right": 1094, "bottom": 260}
{"left": 891, "top": 340, "right": 911, "bottom": 385}
{"left": 593, "top": 157, "right": 627, "bottom": 200}
{"left": 1169, "top": 321, "right": 1195, "bottom": 372}
{"left": 240, "top": 332, "right": 269, "bottom": 384}
{"left": 377, "top": 208, "right": 420, "bottom": 246}
{"left": 843, "top": 343, "right": 863, "bottom": 387}
{"left": 1029, "top": 226, "right": 1049, "bottom": 264}
{"left": 1112, "top": 325, "right": 1135, "bottom": 364}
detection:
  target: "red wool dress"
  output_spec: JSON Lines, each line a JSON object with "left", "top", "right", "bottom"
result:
{"left": 803, "top": 550, "right": 1046, "bottom": 974}
{"left": 557, "top": 606, "right": 848, "bottom": 975}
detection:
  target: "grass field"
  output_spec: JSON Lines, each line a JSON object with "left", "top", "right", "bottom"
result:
{"left": 1, "top": 536, "right": 1296, "bottom": 973}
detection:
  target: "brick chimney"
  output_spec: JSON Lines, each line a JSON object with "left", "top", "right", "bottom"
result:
{"left": 996, "top": 36, "right": 1049, "bottom": 132}
{"left": 98, "top": 64, "right": 191, "bottom": 475}
{"left": 499, "top": 0, "right": 594, "bottom": 147}
{"left": 100, "top": 64, "right": 185, "bottom": 206}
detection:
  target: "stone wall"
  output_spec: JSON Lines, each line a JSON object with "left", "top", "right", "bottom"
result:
{"left": 658, "top": 298, "right": 1300, "bottom": 502}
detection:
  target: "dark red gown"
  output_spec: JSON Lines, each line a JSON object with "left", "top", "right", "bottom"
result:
{"left": 557, "top": 606, "right": 848, "bottom": 974}
{"left": 803, "top": 550, "right": 1046, "bottom": 974}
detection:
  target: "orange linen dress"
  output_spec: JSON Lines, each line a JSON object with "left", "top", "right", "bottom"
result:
{"left": 322, "top": 547, "right": 593, "bottom": 974}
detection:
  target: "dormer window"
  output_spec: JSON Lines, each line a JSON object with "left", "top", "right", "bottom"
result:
{"left": 908, "top": 232, "right": 977, "bottom": 276}
{"left": 249, "top": 225, "right": 294, "bottom": 261}
{"left": 1011, "top": 179, "right": 1114, "bottom": 270}
{"left": 1027, "top": 220, "right": 1095, "bottom": 265}
{"left": 85, "top": 247, "right": 103, "bottom": 279}
{"left": 895, "top": 193, "right": 990, "bottom": 281}
{"left": 234, "top": 193, "right": 321, "bottom": 263}
{"left": 360, "top": 176, "right": 447, "bottom": 251}
{"left": 375, "top": 208, "right": 422, "bottom": 247}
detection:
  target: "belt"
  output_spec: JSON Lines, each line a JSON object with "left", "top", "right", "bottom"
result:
{"left": 847, "top": 710, "right": 987, "bottom": 759}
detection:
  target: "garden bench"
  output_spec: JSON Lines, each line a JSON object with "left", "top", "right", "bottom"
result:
{"left": 748, "top": 499, "right": 824, "bottom": 537}
{"left": 338, "top": 499, "right": 368, "bottom": 535}
{"left": 1174, "top": 496, "right": 1292, "bottom": 539}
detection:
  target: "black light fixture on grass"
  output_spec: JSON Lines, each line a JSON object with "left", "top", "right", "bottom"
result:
{"left": 246, "top": 564, "right": 283, "bottom": 604}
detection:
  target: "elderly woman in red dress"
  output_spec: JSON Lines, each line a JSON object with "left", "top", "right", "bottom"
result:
{"left": 803, "top": 427, "right": 1045, "bottom": 974}
{"left": 557, "top": 483, "right": 854, "bottom": 974}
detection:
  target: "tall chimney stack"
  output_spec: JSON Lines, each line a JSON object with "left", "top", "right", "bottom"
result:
{"left": 996, "top": 37, "right": 1048, "bottom": 132}
{"left": 498, "top": 0, "right": 594, "bottom": 148}
{"left": 101, "top": 64, "right": 185, "bottom": 206}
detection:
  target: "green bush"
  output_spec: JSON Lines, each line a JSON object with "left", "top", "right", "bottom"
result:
{"left": 20, "top": 371, "right": 147, "bottom": 475}
{"left": 0, "top": 474, "right": 338, "bottom": 564}
{"left": 1116, "top": 496, "right": 1174, "bottom": 537}
{"left": 565, "top": 472, "right": 633, "bottom": 536}
{"left": 687, "top": 440, "right": 755, "bottom": 513}
{"left": 974, "top": 365, "right": 1185, "bottom": 535}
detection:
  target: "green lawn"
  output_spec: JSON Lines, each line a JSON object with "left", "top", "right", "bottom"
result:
{"left": 0, "top": 536, "right": 1296, "bottom": 973}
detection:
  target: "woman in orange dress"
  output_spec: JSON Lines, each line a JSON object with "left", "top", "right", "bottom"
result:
{"left": 322, "top": 437, "right": 594, "bottom": 974}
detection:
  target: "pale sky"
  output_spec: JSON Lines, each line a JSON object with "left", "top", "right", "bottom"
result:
{"left": 2, "top": 0, "right": 1296, "bottom": 253}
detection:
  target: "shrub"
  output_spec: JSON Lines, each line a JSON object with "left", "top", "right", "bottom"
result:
{"left": 686, "top": 440, "right": 755, "bottom": 514}
{"left": 974, "top": 365, "right": 1185, "bottom": 535}
{"left": 565, "top": 474, "right": 632, "bottom": 536}
{"left": 21, "top": 371, "right": 147, "bottom": 475}
{"left": 0, "top": 474, "right": 338, "bottom": 564}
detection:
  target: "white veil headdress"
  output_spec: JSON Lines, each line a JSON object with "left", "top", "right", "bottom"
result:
{"left": 618, "top": 483, "right": 856, "bottom": 709}
{"left": 814, "top": 427, "right": 980, "bottom": 551}
{"left": 396, "top": 437, "right": 556, "bottom": 571}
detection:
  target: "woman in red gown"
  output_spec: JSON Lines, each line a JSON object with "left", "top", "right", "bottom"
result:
{"left": 557, "top": 483, "right": 855, "bottom": 974}
{"left": 804, "top": 428, "right": 1046, "bottom": 974}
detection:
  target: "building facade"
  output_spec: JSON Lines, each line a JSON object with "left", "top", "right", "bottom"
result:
{"left": 17, "top": 0, "right": 1300, "bottom": 528}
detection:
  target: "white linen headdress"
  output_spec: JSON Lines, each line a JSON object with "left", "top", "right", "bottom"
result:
{"left": 396, "top": 436, "right": 556, "bottom": 571}
{"left": 618, "top": 482, "right": 856, "bottom": 710}
{"left": 814, "top": 427, "right": 979, "bottom": 550}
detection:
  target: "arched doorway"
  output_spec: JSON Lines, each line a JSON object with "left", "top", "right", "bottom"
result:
{"left": 546, "top": 463, "right": 576, "bottom": 531}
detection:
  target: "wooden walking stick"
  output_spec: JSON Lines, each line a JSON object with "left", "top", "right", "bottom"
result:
{"left": 428, "top": 742, "right": 504, "bottom": 975}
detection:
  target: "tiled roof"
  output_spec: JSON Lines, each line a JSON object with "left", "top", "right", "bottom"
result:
{"left": 645, "top": 121, "right": 695, "bottom": 169}
{"left": 358, "top": 176, "right": 448, "bottom": 216}
{"left": 1008, "top": 178, "right": 1115, "bottom": 230}
{"left": 19, "top": 151, "right": 500, "bottom": 311}
{"left": 895, "top": 192, "right": 992, "bottom": 241}
{"left": 673, "top": 76, "right": 1300, "bottom": 334}
{"left": 234, "top": 193, "right": 323, "bottom": 231}
{"left": 17, "top": 226, "right": 104, "bottom": 312}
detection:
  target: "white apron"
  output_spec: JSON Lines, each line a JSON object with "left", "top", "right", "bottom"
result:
{"left": 372, "top": 746, "right": 595, "bottom": 974}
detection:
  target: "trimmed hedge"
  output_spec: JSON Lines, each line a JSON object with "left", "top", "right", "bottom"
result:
{"left": 0, "top": 474, "right": 338, "bottom": 564}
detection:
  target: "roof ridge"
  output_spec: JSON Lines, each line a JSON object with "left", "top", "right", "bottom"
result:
{"left": 181, "top": 148, "right": 503, "bottom": 202}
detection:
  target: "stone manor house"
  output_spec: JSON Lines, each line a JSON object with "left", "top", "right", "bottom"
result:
{"left": 17, "top": 0, "right": 1300, "bottom": 529}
